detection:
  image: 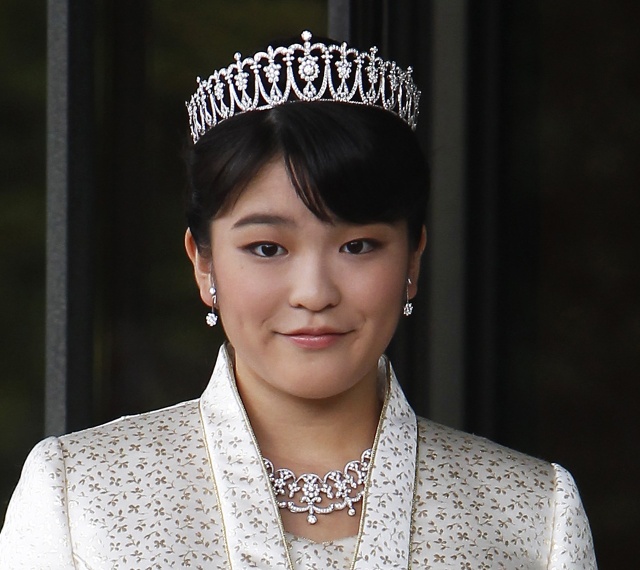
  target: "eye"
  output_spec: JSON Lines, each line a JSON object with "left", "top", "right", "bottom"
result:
{"left": 247, "top": 242, "right": 287, "bottom": 258}
{"left": 340, "top": 239, "right": 377, "bottom": 255}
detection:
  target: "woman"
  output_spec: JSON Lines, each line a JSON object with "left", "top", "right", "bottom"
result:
{"left": 0, "top": 32, "right": 596, "bottom": 569}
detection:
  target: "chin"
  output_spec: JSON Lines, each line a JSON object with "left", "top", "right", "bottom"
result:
{"left": 272, "top": 360, "right": 375, "bottom": 401}
{"left": 281, "top": 383, "right": 357, "bottom": 401}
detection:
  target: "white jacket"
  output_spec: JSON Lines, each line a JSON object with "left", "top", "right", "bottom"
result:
{"left": 0, "top": 347, "right": 597, "bottom": 569}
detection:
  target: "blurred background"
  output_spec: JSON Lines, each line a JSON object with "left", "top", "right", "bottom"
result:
{"left": 1, "top": 1, "right": 638, "bottom": 567}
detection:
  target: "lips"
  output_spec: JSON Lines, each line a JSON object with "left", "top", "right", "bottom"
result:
{"left": 285, "top": 327, "right": 345, "bottom": 336}
{"left": 279, "top": 327, "right": 351, "bottom": 349}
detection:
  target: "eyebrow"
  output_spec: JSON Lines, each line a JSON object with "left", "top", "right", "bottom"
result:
{"left": 231, "top": 214, "right": 296, "bottom": 229}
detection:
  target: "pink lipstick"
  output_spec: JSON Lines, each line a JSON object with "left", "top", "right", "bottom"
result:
{"left": 281, "top": 328, "right": 349, "bottom": 349}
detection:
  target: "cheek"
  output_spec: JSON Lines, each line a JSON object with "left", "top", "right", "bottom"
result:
{"left": 214, "top": 260, "right": 282, "bottom": 324}
{"left": 349, "top": 263, "right": 406, "bottom": 317}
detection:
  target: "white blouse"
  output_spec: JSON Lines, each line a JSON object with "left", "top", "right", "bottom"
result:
{"left": 286, "top": 533, "right": 357, "bottom": 570}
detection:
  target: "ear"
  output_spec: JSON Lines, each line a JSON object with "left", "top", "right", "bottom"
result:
{"left": 408, "top": 225, "right": 427, "bottom": 299}
{"left": 184, "top": 229, "right": 213, "bottom": 306}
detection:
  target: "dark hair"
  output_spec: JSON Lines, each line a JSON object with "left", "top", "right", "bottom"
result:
{"left": 185, "top": 101, "right": 429, "bottom": 253}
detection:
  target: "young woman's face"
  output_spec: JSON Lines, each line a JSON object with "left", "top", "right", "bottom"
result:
{"left": 191, "top": 160, "right": 424, "bottom": 401}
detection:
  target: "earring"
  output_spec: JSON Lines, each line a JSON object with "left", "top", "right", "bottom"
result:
{"left": 205, "top": 285, "right": 218, "bottom": 326}
{"left": 403, "top": 279, "right": 413, "bottom": 317}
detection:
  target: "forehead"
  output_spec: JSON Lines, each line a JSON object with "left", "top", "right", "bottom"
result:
{"left": 217, "top": 160, "right": 326, "bottom": 224}
{"left": 235, "top": 160, "right": 298, "bottom": 207}
{"left": 213, "top": 160, "right": 407, "bottom": 239}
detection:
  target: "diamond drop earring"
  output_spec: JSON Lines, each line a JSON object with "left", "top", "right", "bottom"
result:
{"left": 205, "top": 285, "right": 218, "bottom": 326}
{"left": 403, "top": 278, "right": 413, "bottom": 317}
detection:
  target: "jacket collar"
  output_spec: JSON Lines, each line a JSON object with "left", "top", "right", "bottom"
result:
{"left": 199, "top": 345, "right": 417, "bottom": 570}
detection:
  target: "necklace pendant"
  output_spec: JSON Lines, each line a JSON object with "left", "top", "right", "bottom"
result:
{"left": 264, "top": 448, "right": 372, "bottom": 524}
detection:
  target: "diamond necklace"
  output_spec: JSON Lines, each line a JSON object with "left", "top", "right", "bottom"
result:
{"left": 263, "top": 448, "right": 372, "bottom": 525}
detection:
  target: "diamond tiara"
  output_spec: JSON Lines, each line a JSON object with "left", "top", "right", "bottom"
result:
{"left": 186, "top": 30, "right": 420, "bottom": 144}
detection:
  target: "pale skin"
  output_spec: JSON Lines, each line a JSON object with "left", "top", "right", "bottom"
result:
{"left": 186, "top": 159, "right": 426, "bottom": 542}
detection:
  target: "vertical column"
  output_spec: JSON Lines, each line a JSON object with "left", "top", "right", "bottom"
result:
{"left": 427, "top": 0, "right": 468, "bottom": 428}
{"left": 45, "top": 0, "right": 95, "bottom": 436}
{"left": 328, "top": 0, "right": 351, "bottom": 41}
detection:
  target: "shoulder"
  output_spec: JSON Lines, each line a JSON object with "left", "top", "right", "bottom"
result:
{"left": 415, "top": 416, "right": 556, "bottom": 515}
{"left": 414, "top": 417, "right": 554, "bottom": 556}
{"left": 3, "top": 437, "right": 67, "bottom": 504}
{"left": 58, "top": 397, "right": 202, "bottom": 458}
{"left": 416, "top": 415, "right": 554, "bottom": 482}
{"left": 54, "top": 398, "right": 210, "bottom": 501}
{"left": 13, "top": 436, "right": 67, "bottom": 475}
{"left": 46, "top": 399, "right": 219, "bottom": 567}
{"left": 0, "top": 438, "right": 75, "bottom": 567}
{"left": 412, "top": 417, "right": 597, "bottom": 568}
{"left": 547, "top": 462, "right": 597, "bottom": 568}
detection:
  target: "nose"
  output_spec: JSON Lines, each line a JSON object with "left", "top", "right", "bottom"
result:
{"left": 288, "top": 258, "right": 341, "bottom": 312}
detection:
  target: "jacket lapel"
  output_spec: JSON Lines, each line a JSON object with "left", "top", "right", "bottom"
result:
{"left": 353, "top": 358, "right": 418, "bottom": 570}
{"left": 199, "top": 346, "right": 293, "bottom": 570}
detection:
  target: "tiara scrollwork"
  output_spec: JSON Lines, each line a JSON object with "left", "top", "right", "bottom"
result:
{"left": 186, "top": 30, "right": 420, "bottom": 143}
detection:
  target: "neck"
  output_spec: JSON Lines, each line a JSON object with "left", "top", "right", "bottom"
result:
{"left": 235, "top": 360, "right": 383, "bottom": 473}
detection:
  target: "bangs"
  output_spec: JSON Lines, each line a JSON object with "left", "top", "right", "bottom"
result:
{"left": 186, "top": 101, "right": 428, "bottom": 252}
{"left": 271, "top": 102, "right": 419, "bottom": 228}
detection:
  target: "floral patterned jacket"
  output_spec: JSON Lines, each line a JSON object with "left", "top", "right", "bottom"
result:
{"left": 0, "top": 346, "right": 596, "bottom": 569}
